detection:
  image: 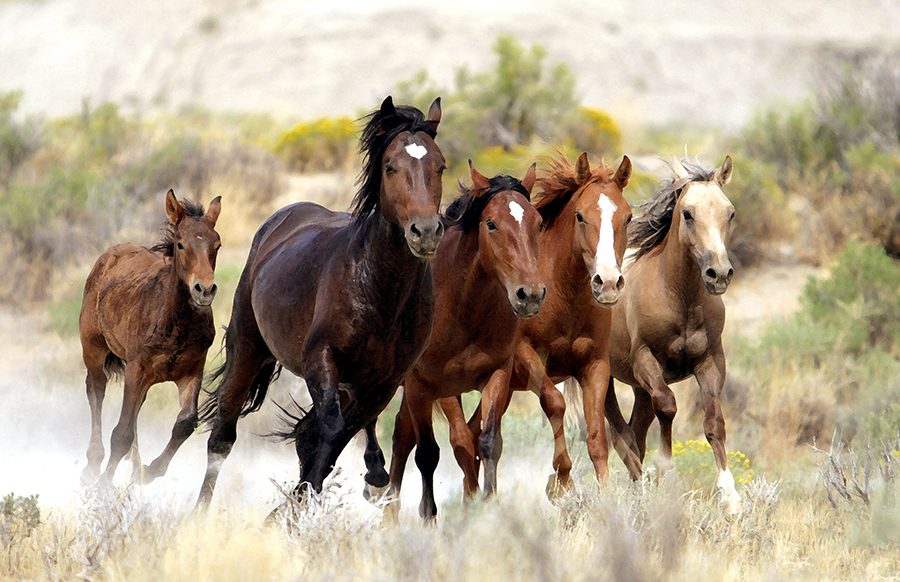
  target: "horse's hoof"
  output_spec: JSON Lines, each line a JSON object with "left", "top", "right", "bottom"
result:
{"left": 364, "top": 467, "right": 389, "bottom": 489}
{"left": 653, "top": 454, "right": 675, "bottom": 477}
{"left": 80, "top": 468, "right": 100, "bottom": 487}
{"left": 721, "top": 492, "right": 744, "bottom": 517}
{"left": 362, "top": 482, "right": 389, "bottom": 505}
{"left": 382, "top": 500, "right": 400, "bottom": 526}
{"left": 545, "top": 473, "right": 573, "bottom": 502}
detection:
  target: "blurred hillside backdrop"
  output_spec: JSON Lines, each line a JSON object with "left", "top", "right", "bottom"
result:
{"left": 0, "top": 1, "right": 898, "bottom": 578}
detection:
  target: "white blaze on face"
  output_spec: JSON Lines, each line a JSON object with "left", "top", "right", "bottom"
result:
{"left": 594, "top": 194, "right": 619, "bottom": 278}
{"left": 405, "top": 143, "right": 427, "bottom": 159}
{"left": 509, "top": 201, "right": 524, "bottom": 224}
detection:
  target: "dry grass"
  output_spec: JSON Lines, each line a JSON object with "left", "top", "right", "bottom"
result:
{"left": 2, "top": 467, "right": 897, "bottom": 581}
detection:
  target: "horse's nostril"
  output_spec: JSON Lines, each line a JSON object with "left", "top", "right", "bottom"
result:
{"left": 516, "top": 287, "right": 528, "bottom": 301}
{"left": 705, "top": 268, "right": 717, "bottom": 279}
{"left": 409, "top": 223, "right": 422, "bottom": 238}
{"left": 726, "top": 268, "right": 734, "bottom": 279}
{"left": 434, "top": 221, "right": 445, "bottom": 237}
{"left": 209, "top": 283, "right": 218, "bottom": 295}
{"left": 540, "top": 287, "right": 547, "bottom": 300}
{"left": 616, "top": 275, "right": 625, "bottom": 291}
{"left": 194, "top": 283, "right": 203, "bottom": 293}
{"left": 591, "top": 274, "right": 602, "bottom": 286}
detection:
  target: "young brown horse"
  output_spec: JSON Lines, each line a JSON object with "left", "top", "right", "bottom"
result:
{"left": 196, "top": 96, "right": 445, "bottom": 505}
{"left": 80, "top": 189, "right": 222, "bottom": 483}
{"left": 601, "top": 156, "right": 742, "bottom": 513}
{"left": 374, "top": 162, "right": 544, "bottom": 521}
{"left": 448, "top": 153, "right": 633, "bottom": 495}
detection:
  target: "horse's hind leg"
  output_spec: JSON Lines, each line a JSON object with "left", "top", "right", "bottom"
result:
{"left": 82, "top": 359, "right": 109, "bottom": 484}
{"left": 144, "top": 368, "right": 202, "bottom": 482}
{"left": 604, "top": 378, "right": 644, "bottom": 480}
{"left": 629, "top": 387, "right": 655, "bottom": 462}
{"left": 381, "top": 392, "right": 416, "bottom": 522}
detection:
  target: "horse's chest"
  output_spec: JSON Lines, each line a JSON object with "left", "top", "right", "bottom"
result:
{"left": 659, "top": 311, "right": 708, "bottom": 376}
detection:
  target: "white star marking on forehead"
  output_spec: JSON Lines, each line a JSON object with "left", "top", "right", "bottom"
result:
{"left": 405, "top": 143, "right": 427, "bottom": 159}
{"left": 509, "top": 201, "right": 524, "bottom": 224}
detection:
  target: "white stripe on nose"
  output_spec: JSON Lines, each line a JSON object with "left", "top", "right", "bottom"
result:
{"left": 595, "top": 194, "right": 619, "bottom": 278}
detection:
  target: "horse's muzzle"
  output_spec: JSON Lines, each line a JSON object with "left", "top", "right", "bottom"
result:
{"left": 406, "top": 217, "right": 444, "bottom": 259}
{"left": 512, "top": 285, "right": 546, "bottom": 318}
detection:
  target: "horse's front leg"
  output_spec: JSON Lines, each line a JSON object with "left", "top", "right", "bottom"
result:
{"left": 632, "top": 347, "right": 677, "bottom": 474}
{"left": 479, "top": 364, "right": 513, "bottom": 497}
{"left": 578, "top": 357, "right": 613, "bottom": 482}
{"left": 299, "top": 345, "right": 344, "bottom": 492}
{"left": 104, "top": 364, "right": 150, "bottom": 481}
{"left": 439, "top": 396, "right": 479, "bottom": 500}
{"left": 362, "top": 419, "right": 389, "bottom": 497}
{"left": 145, "top": 365, "right": 203, "bottom": 482}
{"left": 694, "top": 349, "right": 742, "bottom": 515}
{"left": 517, "top": 342, "right": 573, "bottom": 498}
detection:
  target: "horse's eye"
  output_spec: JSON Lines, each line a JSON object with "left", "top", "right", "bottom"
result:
{"left": 626, "top": 215, "right": 633, "bottom": 224}
{"left": 682, "top": 210, "right": 693, "bottom": 222}
{"left": 486, "top": 219, "right": 497, "bottom": 231}
{"left": 437, "top": 165, "right": 447, "bottom": 175}
{"left": 575, "top": 212, "right": 584, "bottom": 223}
{"left": 176, "top": 242, "right": 185, "bottom": 250}
{"left": 385, "top": 164, "right": 396, "bottom": 175}
{"left": 729, "top": 210, "right": 735, "bottom": 222}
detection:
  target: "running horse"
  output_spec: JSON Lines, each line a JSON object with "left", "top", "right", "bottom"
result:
{"left": 600, "top": 156, "right": 743, "bottom": 513}
{"left": 374, "top": 162, "right": 545, "bottom": 521}
{"left": 448, "top": 153, "right": 633, "bottom": 495}
{"left": 80, "top": 190, "right": 222, "bottom": 483}
{"left": 196, "top": 96, "right": 445, "bottom": 505}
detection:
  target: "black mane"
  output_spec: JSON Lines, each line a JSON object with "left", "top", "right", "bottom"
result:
{"left": 629, "top": 160, "right": 717, "bottom": 259}
{"left": 443, "top": 175, "right": 531, "bottom": 233}
{"left": 150, "top": 198, "right": 206, "bottom": 257}
{"left": 351, "top": 103, "right": 439, "bottom": 224}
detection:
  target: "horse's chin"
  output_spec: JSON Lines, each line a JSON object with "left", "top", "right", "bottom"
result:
{"left": 704, "top": 282, "right": 729, "bottom": 296}
{"left": 190, "top": 297, "right": 214, "bottom": 308}
{"left": 408, "top": 247, "right": 437, "bottom": 260}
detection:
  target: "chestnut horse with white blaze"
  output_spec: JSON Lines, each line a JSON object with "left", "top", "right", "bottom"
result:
{"left": 598, "top": 155, "right": 742, "bottom": 513}
{"left": 80, "top": 190, "right": 222, "bottom": 483}
{"left": 196, "top": 97, "right": 445, "bottom": 505}
{"left": 447, "top": 153, "right": 633, "bottom": 495}
{"left": 371, "top": 162, "right": 544, "bottom": 522}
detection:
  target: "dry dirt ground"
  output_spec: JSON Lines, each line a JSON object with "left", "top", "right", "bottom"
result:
{"left": 0, "top": 259, "right": 818, "bottom": 520}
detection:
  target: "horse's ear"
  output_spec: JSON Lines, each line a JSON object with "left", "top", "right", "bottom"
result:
{"left": 716, "top": 155, "right": 733, "bottom": 186}
{"left": 521, "top": 162, "right": 537, "bottom": 194}
{"left": 427, "top": 97, "right": 442, "bottom": 126}
{"left": 575, "top": 152, "right": 591, "bottom": 185}
{"left": 165, "top": 189, "right": 183, "bottom": 226}
{"left": 614, "top": 155, "right": 632, "bottom": 189}
{"left": 379, "top": 95, "right": 396, "bottom": 118}
{"left": 469, "top": 159, "right": 491, "bottom": 194}
{"left": 206, "top": 196, "right": 222, "bottom": 225}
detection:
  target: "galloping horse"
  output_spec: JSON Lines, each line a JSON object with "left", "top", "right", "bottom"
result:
{"left": 196, "top": 96, "right": 445, "bottom": 505}
{"left": 80, "top": 190, "right": 222, "bottom": 483}
{"left": 601, "top": 156, "right": 742, "bottom": 513}
{"left": 448, "top": 153, "right": 633, "bottom": 495}
{"left": 376, "top": 162, "right": 544, "bottom": 521}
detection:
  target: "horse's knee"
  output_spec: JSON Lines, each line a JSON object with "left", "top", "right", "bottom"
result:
{"left": 172, "top": 413, "right": 198, "bottom": 440}
{"left": 653, "top": 389, "right": 677, "bottom": 421}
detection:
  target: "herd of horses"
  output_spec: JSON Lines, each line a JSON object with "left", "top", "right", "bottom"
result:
{"left": 78, "top": 95, "right": 743, "bottom": 521}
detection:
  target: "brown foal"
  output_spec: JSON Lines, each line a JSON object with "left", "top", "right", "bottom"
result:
{"left": 80, "top": 190, "right": 221, "bottom": 483}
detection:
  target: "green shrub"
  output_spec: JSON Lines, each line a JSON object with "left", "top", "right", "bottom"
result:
{"left": 0, "top": 493, "right": 40, "bottom": 547}
{"left": 672, "top": 440, "right": 753, "bottom": 492}
{"left": 274, "top": 117, "right": 356, "bottom": 172}
{"left": 0, "top": 91, "right": 38, "bottom": 188}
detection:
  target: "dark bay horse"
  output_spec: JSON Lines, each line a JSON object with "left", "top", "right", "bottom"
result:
{"left": 375, "top": 162, "right": 544, "bottom": 521}
{"left": 600, "top": 156, "right": 742, "bottom": 513}
{"left": 80, "top": 189, "right": 222, "bottom": 483}
{"left": 447, "top": 153, "right": 633, "bottom": 496}
{"left": 196, "top": 96, "right": 445, "bottom": 505}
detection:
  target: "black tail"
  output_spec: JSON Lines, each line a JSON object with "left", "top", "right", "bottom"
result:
{"left": 197, "top": 326, "right": 282, "bottom": 427}
{"left": 103, "top": 353, "right": 125, "bottom": 379}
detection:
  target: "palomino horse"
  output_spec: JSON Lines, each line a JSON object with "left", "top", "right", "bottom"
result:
{"left": 80, "top": 190, "right": 222, "bottom": 483}
{"left": 374, "top": 162, "right": 544, "bottom": 521}
{"left": 448, "top": 153, "right": 633, "bottom": 495}
{"left": 196, "top": 96, "right": 445, "bottom": 505}
{"left": 601, "top": 156, "right": 742, "bottom": 513}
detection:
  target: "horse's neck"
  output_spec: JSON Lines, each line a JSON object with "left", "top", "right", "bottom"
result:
{"left": 659, "top": 226, "right": 703, "bottom": 308}
{"left": 357, "top": 212, "right": 427, "bottom": 297}
{"left": 445, "top": 231, "right": 504, "bottom": 322}
{"left": 544, "top": 223, "right": 591, "bottom": 305}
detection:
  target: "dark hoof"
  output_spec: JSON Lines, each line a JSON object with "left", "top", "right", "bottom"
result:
{"left": 364, "top": 466, "right": 390, "bottom": 488}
